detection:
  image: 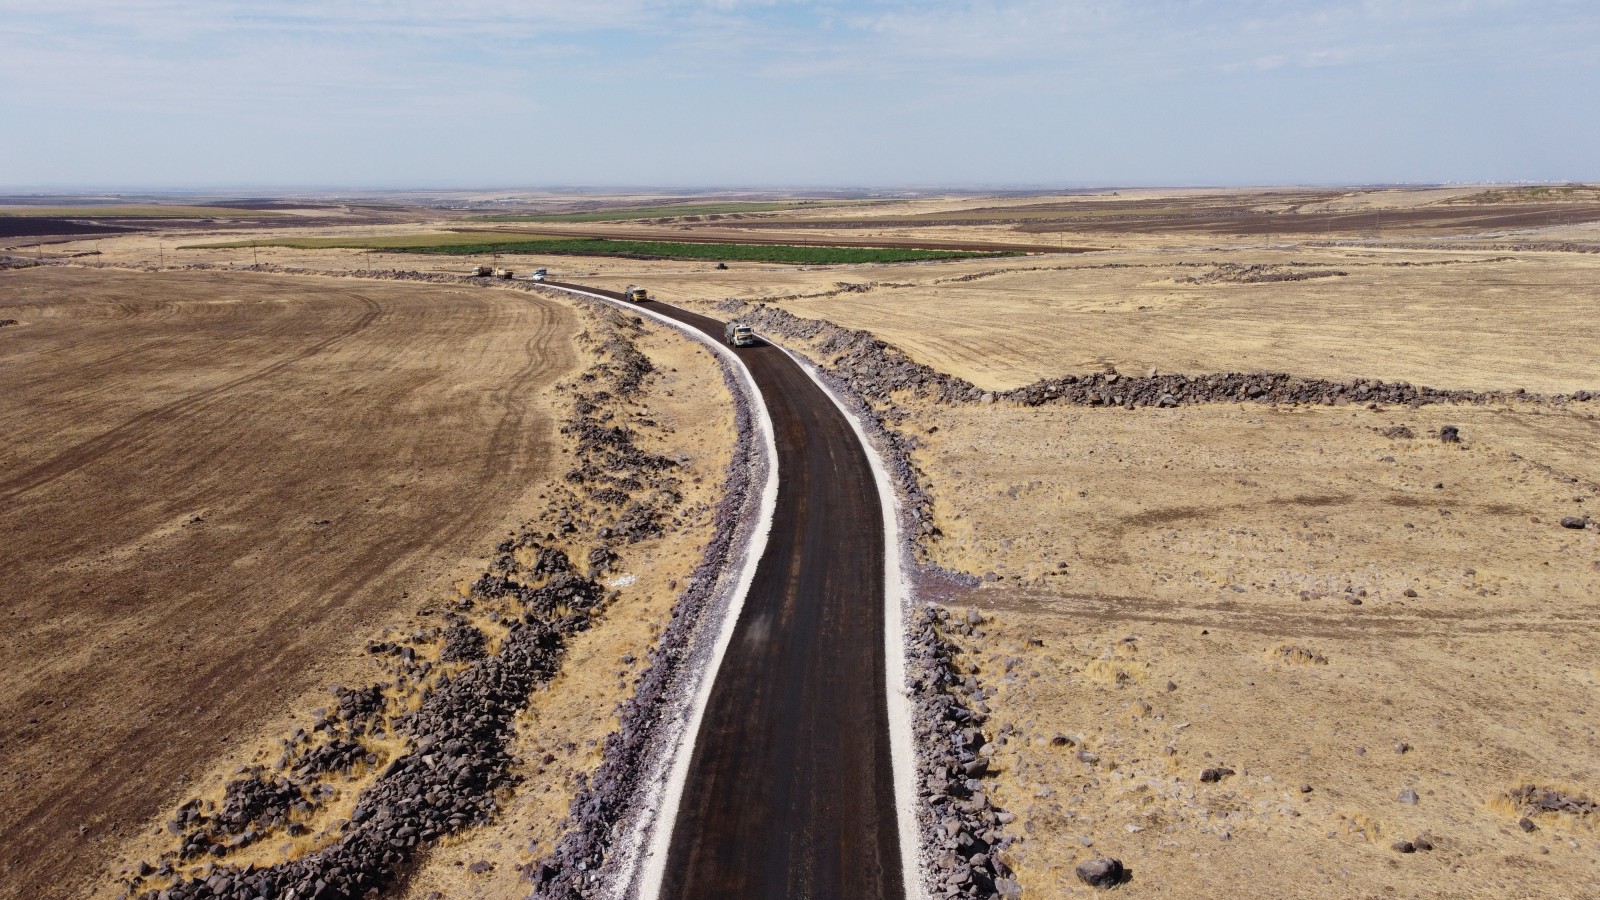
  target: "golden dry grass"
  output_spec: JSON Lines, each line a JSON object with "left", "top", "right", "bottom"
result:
{"left": 917, "top": 400, "right": 1600, "bottom": 897}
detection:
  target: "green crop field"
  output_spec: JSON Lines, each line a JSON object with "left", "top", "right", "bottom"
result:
{"left": 0, "top": 205, "right": 279, "bottom": 218}
{"left": 472, "top": 200, "right": 881, "bottom": 224}
{"left": 183, "top": 234, "right": 1014, "bottom": 264}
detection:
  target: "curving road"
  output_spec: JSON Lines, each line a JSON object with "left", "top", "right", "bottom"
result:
{"left": 546, "top": 282, "right": 906, "bottom": 900}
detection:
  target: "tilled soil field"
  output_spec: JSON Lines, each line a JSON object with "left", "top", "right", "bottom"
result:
{"left": 0, "top": 268, "right": 578, "bottom": 900}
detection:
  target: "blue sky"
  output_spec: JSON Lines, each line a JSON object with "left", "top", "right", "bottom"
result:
{"left": 1, "top": 1, "right": 1596, "bottom": 189}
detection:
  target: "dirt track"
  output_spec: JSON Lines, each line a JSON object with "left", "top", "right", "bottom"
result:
{"left": 0, "top": 267, "right": 577, "bottom": 900}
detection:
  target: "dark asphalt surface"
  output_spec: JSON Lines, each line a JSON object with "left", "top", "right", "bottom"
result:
{"left": 547, "top": 282, "right": 905, "bottom": 900}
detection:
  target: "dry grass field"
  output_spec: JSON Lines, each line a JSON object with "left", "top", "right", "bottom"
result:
{"left": 9, "top": 184, "right": 1599, "bottom": 899}
{"left": 600, "top": 247, "right": 1600, "bottom": 396}
{"left": 915, "top": 401, "right": 1600, "bottom": 897}
{"left": 0, "top": 268, "right": 581, "bottom": 899}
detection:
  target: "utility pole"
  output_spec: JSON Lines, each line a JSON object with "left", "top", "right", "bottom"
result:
{"left": 253, "top": 242, "right": 259, "bottom": 267}
{"left": 158, "top": 240, "right": 164, "bottom": 269}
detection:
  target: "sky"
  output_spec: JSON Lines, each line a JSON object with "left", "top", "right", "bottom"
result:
{"left": 0, "top": 0, "right": 1596, "bottom": 189}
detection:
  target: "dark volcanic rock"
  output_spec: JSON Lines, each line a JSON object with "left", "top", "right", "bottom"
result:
{"left": 1075, "top": 857, "right": 1128, "bottom": 888}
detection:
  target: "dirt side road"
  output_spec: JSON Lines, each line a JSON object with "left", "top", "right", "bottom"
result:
{"left": 0, "top": 267, "right": 577, "bottom": 900}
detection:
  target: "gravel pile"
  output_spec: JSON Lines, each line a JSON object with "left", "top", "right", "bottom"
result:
{"left": 907, "top": 606, "right": 1022, "bottom": 899}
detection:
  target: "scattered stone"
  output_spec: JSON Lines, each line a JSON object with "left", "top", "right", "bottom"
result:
{"left": 1392, "top": 840, "right": 1416, "bottom": 853}
{"left": 1200, "top": 767, "right": 1235, "bottom": 783}
{"left": 1560, "top": 516, "right": 1589, "bottom": 529}
{"left": 1520, "top": 817, "right": 1537, "bottom": 832}
{"left": 1439, "top": 425, "right": 1461, "bottom": 443}
{"left": 1075, "top": 857, "right": 1128, "bottom": 889}
{"left": 1398, "top": 788, "right": 1420, "bottom": 805}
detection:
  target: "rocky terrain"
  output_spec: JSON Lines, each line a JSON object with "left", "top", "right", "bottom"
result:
{"left": 95, "top": 294, "right": 744, "bottom": 900}
{"left": 707, "top": 295, "right": 1599, "bottom": 898}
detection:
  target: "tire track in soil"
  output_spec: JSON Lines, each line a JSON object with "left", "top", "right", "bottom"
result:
{"left": 0, "top": 272, "right": 577, "bottom": 900}
{"left": 0, "top": 293, "right": 384, "bottom": 502}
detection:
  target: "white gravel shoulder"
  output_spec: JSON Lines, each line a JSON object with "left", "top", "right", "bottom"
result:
{"left": 778, "top": 345, "right": 926, "bottom": 900}
{"left": 540, "top": 286, "right": 780, "bottom": 900}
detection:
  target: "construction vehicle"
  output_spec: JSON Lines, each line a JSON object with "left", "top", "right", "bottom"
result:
{"left": 724, "top": 322, "right": 756, "bottom": 347}
{"left": 470, "top": 264, "right": 492, "bottom": 277}
{"left": 624, "top": 285, "right": 649, "bottom": 302}
{"left": 494, "top": 267, "right": 514, "bottom": 279}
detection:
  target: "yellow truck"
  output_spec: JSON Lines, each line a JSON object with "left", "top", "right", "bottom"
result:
{"left": 624, "top": 285, "right": 649, "bottom": 302}
{"left": 724, "top": 322, "right": 756, "bottom": 347}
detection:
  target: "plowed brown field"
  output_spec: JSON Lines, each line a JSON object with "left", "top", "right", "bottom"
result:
{"left": 0, "top": 268, "right": 577, "bottom": 899}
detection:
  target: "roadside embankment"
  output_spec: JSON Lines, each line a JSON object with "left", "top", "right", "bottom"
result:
{"left": 96, "top": 292, "right": 740, "bottom": 900}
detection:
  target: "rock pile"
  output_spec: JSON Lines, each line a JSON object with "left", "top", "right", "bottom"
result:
{"left": 907, "top": 606, "right": 1020, "bottom": 899}
{"left": 124, "top": 299, "right": 704, "bottom": 900}
{"left": 721, "top": 298, "right": 1598, "bottom": 417}
{"left": 1507, "top": 784, "right": 1598, "bottom": 819}
{"left": 1314, "top": 240, "right": 1600, "bottom": 254}
{"left": 134, "top": 539, "right": 609, "bottom": 899}
{"left": 1175, "top": 263, "right": 1346, "bottom": 284}
{"left": 1003, "top": 371, "right": 1600, "bottom": 409}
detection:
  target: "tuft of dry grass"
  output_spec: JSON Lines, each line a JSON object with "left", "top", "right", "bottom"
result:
{"left": 1272, "top": 644, "right": 1329, "bottom": 666}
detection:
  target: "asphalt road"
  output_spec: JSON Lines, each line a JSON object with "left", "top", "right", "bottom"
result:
{"left": 547, "top": 282, "right": 905, "bottom": 900}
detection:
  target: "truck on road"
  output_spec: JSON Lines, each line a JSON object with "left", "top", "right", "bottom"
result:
{"left": 469, "top": 265, "right": 492, "bottom": 277}
{"left": 624, "top": 285, "right": 649, "bottom": 302}
{"left": 725, "top": 322, "right": 756, "bottom": 347}
{"left": 494, "top": 267, "right": 514, "bottom": 279}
